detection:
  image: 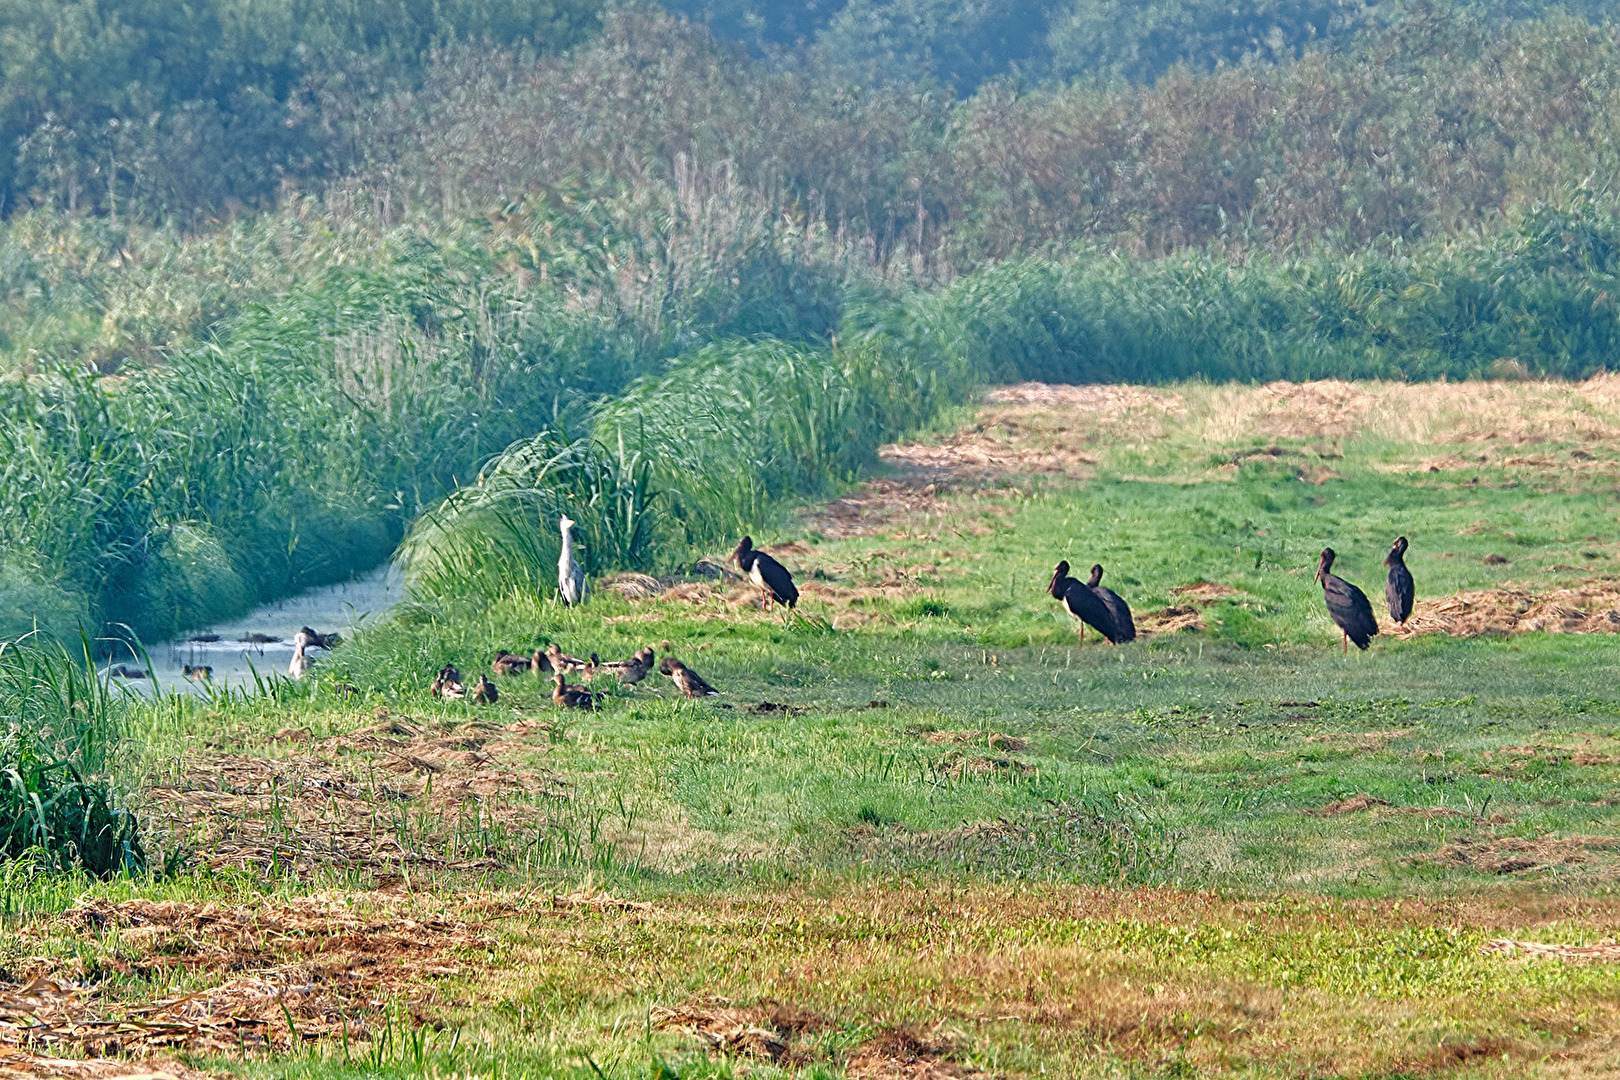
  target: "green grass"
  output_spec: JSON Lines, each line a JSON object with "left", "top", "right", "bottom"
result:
{"left": 12, "top": 382, "right": 1620, "bottom": 1077}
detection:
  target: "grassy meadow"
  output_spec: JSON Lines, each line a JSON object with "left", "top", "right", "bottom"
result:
{"left": 7, "top": 378, "right": 1620, "bottom": 1078}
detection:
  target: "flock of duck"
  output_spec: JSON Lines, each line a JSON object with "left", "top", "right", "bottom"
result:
{"left": 423, "top": 530, "right": 789, "bottom": 709}
{"left": 418, "top": 518, "right": 1417, "bottom": 713}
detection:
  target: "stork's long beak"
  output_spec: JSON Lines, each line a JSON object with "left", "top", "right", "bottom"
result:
{"left": 1313, "top": 567, "right": 1322, "bottom": 584}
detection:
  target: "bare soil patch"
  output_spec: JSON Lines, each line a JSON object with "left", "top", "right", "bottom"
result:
{"left": 1392, "top": 579, "right": 1620, "bottom": 637}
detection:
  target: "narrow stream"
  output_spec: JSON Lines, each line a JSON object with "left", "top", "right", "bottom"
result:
{"left": 104, "top": 567, "right": 404, "bottom": 693}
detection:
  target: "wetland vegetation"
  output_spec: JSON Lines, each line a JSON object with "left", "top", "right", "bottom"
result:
{"left": 7, "top": 1, "right": 1620, "bottom": 1076}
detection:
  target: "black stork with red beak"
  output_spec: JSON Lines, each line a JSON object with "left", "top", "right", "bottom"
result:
{"left": 734, "top": 536, "right": 798, "bottom": 610}
{"left": 1316, "top": 548, "right": 1378, "bottom": 652}
{"left": 1384, "top": 536, "right": 1414, "bottom": 625}
{"left": 1049, "top": 561, "right": 1123, "bottom": 643}
{"left": 1086, "top": 564, "right": 1136, "bottom": 643}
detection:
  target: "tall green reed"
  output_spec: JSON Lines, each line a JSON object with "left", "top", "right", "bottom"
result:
{"left": 0, "top": 635, "right": 144, "bottom": 877}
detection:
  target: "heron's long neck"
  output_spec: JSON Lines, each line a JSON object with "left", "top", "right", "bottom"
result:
{"left": 560, "top": 527, "right": 574, "bottom": 562}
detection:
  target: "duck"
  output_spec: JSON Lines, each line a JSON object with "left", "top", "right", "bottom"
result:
{"left": 545, "top": 643, "right": 589, "bottom": 676}
{"left": 182, "top": 664, "right": 213, "bottom": 682}
{"left": 109, "top": 664, "right": 146, "bottom": 679}
{"left": 1316, "top": 548, "right": 1378, "bottom": 652}
{"left": 472, "top": 674, "right": 499, "bottom": 704}
{"left": 1048, "top": 561, "right": 1120, "bottom": 644}
{"left": 430, "top": 664, "right": 466, "bottom": 699}
{"left": 1385, "top": 536, "right": 1414, "bottom": 625}
{"left": 552, "top": 668, "right": 599, "bottom": 710}
{"left": 491, "top": 650, "right": 532, "bottom": 676}
{"left": 1085, "top": 564, "right": 1136, "bottom": 643}
{"left": 298, "top": 626, "right": 341, "bottom": 649}
{"left": 733, "top": 536, "right": 798, "bottom": 610}
{"left": 603, "top": 646, "right": 656, "bottom": 686}
{"left": 558, "top": 515, "right": 587, "bottom": 606}
{"left": 660, "top": 656, "right": 719, "bottom": 697}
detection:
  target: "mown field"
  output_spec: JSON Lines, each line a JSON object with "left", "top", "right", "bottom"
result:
{"left": 9, "top": 378, "right": 1620, "bottom": 1079}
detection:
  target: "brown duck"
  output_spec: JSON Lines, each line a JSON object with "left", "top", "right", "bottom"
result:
{"left": 472, "top": 673, "right": 499, "bottom": 704}
{"left": 660, "top": 656, "right": 719, "bottom": 698}
{"left": 552, "top": 669, "right": 599, "bottom": 710}
{"left": 603, "top": 646, "right": 656, "bottom": 686}
{"left": 430, "top": 664, "right": 466, "bottom": 700}
{"left": 491, "top": 650, "right": 532, "bottom": 676}
{"left": 545, "top": 643, "right": 589, "bottom": 676}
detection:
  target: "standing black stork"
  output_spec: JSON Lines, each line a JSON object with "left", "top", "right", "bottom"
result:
{"left": 1086, "top": 564, "right": 1136, "bottom": 643}
{"left": 1048, "top": 561, "right": 1120, "bottom": 644}
{"left": 734, "top": 537, "right": 799, "bottom": 610}
{"left": 1384, "top": 536, "right": 1414, "bottom": 625}
{"left": 1315, "top": 548, "right": 1378, "bottom": 652}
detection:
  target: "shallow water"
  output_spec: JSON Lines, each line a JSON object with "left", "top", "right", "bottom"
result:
{"left": 105, "top": 567, "right": 404, "bottom": 693}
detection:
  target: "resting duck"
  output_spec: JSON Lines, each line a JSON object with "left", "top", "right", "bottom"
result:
{"left": 492, "top": 650, "right": 532, "bottom": 676}
{"left": 472, "top": 673, "right": 499, "bottom": 704}
{"left": 734, "top": 537, "right": 798, "bottom": 610}
{"left": 431, "top": 664, "right": 466, "bottom": 700}
{"left": 660, "top": 656, "right": 719, "bottom": 697}
{"left": 604, "top": 646, "right": 656, "bottom": 686}
{"left": 182, "top": 664, "right": 213, "bottom": 681}
{"left": 545, "top": 643, "right": 589, "bottom": 676}
{"left": 552, "top": 669, "right": 598, "bottom": 710}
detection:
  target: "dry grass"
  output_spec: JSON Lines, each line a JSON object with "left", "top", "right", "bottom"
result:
{"left": 140, "top": 710, "right": 569, "bottom": 877}
{"left": 1392, "top": 579, "right": 1620, "bottom": 638}
{"left": 1418, "top": 834, "right": 1620, "bottom": 875}
{"left": 4, "top": 892, "right": 487, "bottom": 1056}
{"left": 16, "top": 881, "right": 1620, "bottom": 1076}
{"left": 914, "top": 378, "right": 1620, "bottom": 474}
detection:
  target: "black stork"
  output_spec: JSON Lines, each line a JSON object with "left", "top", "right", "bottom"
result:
{"left": 734, "top": 536, "right": 799, "bottom": 609}
{"left": 1086, "top": 564, "right": 1136, "bottom": 643}
{"left": 1384, "top": 536, "right": 1414, "bottom": 625}
{"left": 1048, "top": 561, "right": 1121, "bottom": 643}
{"left": 1315, "top": 548, "right": 1378, "bottom": 652}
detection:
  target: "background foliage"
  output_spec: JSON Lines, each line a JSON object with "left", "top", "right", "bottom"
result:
{"left": 6, "top": 0, "right": 1620, "bottom": 633}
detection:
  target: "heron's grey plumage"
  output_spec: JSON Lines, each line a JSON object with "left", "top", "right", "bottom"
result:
{"left": 558, "top": 515, "right": 586, "bottom": 605}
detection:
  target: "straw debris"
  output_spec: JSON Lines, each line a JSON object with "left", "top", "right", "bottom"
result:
{"left": 1391, "top": 580, "right": 1620, "bottom": 637}
{"left": 4, "top": 895, "right": 484, "bottom": 1057}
